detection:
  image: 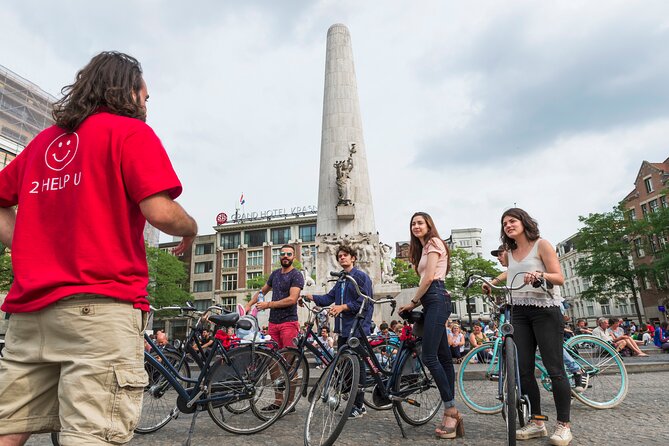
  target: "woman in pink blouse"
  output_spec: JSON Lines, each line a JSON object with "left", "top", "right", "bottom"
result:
{"left": 399, "top": 212, "right": 461, "bottom": 439}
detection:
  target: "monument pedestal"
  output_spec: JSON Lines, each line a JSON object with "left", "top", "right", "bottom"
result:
{"left": 336, "top": 204, "right": 355, "bottom": 219}
{"left": 373, "top": 282, "right": 401, "bottom": 299}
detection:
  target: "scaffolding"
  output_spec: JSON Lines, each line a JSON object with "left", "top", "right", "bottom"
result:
{"left": 0, "top": 64, "right": 56, "bottom": 165}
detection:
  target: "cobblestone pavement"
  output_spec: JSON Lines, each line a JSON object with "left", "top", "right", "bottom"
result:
{"left": 26, "top": 370, "right": 668, "bottom": 446}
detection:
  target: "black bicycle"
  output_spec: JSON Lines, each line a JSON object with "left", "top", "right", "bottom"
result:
{"left": 137, "top": 304, "right": 291, "bottom": 442}
{"left": 280, "top": 298, "right": 336, "bottom": 414}
{"left": 304, "top": 271, "right": 442, "bottom": 446}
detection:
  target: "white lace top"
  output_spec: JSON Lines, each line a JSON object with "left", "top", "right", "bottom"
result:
{"left": 506, "top": 239, "right": 563, "bottom": 308}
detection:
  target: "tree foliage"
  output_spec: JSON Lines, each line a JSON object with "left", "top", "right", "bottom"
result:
{"left": 392, "top": 258, "right": 420, "bottom": 289}
{"left": 445, "top": 247, "right": 502, "bottom": 302}
{"left": 0, "top": 243, "right": 12, "bottom": 292}
{"left": 146, "top": 245, "right": 191, "bottom": 307}
{"left": 574, "top": 205, "right": 644, "bottom": 323}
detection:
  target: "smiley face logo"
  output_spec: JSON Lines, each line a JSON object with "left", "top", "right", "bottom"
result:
{"left": 45, "top": 132, "right": 79, "bottom": 171}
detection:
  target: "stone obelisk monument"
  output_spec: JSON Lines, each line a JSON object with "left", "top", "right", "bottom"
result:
{"left": 314, "top": 24, "right": 398, "bottom": 298}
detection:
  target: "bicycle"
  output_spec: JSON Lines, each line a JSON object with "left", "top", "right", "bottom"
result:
{"left": 458, "top": 327, "right": 628, "bottom": 412}
{"left": 136, "top": 304, "right": 291, "bottom": 443}
{"left": 279, "top": 298, "right": 337, "bottom": 414}
{"left": 304, "top": 271, "right": 442, "bottom": 446}
{"left": 459, "top": 273, "right": 553, "bottom": 446}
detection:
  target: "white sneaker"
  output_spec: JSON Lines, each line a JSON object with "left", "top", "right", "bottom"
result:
{"left": 549, "top": 423, "right": 573, "bottom": 446}
{"left": 516, "top": 421, "right": 548, "bottom": 440}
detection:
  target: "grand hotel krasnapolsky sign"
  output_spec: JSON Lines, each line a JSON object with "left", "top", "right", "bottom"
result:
{"left": 216, "top": 205, "right": 318, "bottom": 225}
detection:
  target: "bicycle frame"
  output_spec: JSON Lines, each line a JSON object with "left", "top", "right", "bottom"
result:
{"left": 144, "top": 327, "right": 257, "bottom": 411}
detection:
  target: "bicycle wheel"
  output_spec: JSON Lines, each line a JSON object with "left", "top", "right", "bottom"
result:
{"left": 393, "top": 341, "right": 441, "bottom": 426}
{"left": 206, "top": 347, "right": 290, "bottom": 434}
{"left": 362, "top": 342, "right": 396, "bottom": 410}
{"left": 304, "top": 352, "right": 360, "bottom": 446}
{"left": 565, "top": 335, "right": 628, "bottom": 409}
{"left": 457, "top": 343, "right": 503, "bottom": 414}
{"left": 503, "top": 337, "right": 517, "bottom": 446}
{"left": 136, "top": 350, "right": 190, "bottom": 434}
{"left": 280, "top": 347, "right": 310, "bottom": 414}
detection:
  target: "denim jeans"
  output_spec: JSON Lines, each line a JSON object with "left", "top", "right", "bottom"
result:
{"left": 420, "top": 280, "right": 455, "bottom": 408}
{"left": 562, "top": 349, "right": 580, "bottom": 374}
{"left": 512, "top": 305, "right": 571, "bottom": 423}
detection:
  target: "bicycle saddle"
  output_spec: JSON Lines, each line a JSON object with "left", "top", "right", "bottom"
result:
{"left": 209, "top": 312, "right": 240, "bottom": 328}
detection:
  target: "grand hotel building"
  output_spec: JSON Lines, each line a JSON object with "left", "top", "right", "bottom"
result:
{"left": 179, "top": 209, "right": 318, "bottom": 312}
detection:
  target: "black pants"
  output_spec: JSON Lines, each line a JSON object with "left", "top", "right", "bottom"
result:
{"left": 338, "top": 336, "right": 365, "bottom": 408}
{"left": 512, "top": 305, "right": 571, "bottom": 423}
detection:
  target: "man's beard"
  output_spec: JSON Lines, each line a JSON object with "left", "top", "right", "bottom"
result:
{"left": 281, "top": 259, "right": 293, "bottom": 268}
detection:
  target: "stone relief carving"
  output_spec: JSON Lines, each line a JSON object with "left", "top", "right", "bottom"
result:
{"left": 334, "top": 143, "right": 356, "bottom": 205}
{"left": 380, "top": 242, "right": 397, "bottom": 283}
{"left": 301, "top": 249, "right": 316, "bottom": 286}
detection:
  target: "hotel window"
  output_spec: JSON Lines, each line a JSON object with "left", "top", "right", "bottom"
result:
{"left": 222, "top": 252, "right": 238, "bottom": 268}
{"left": 600, "top": 303, "right": 610, "bottom": 315}
{"left": 193, "top": 280, "right": 213, "bottom": 292}
{"left": 661, "top": 196, "right": 667, "bottom": 208}
{"left": 649, "top": 199, "right": 659, "bottom": 213}
{"left": 271, "top": 247, "right": 281, "bottom": 266}
{"left": 221, "top": 274, "right": 237, "bottom": 291}
{"left": 219, "top": 296, "right": 237, "bottom": 312}
{"left": 627, "top": 209, "right": 636, "bottom": 221}
{"left": 299, "top": 224, "right": 316, "bottom": 243}
{"left": 194, "top": 261, "right": 213, "bottom": 274}
{"left": 220, "top": 232, "right": 240, "bottom": 250}
{"left": 195, "top": 243, "right": 214, "bottom": 255}
{"left": 244, "top": 229, "right": 266, "bottom": 247}
{"left": 247, "top": 250, "right": 264, "bottom": 267}
{"left": 586, "top": 305, "right": 594, "bottom": 316}
{"left": 270, "top": 227, "right": 291, "bottom": 245}
{"left": 641, "top": 204, "right": 648, "bottom": 219}
{"left": 644, "top": 177, "right": 653, "bottom": 193}
{"left": 247, "top": 271, "right": 263, "bottom": 287}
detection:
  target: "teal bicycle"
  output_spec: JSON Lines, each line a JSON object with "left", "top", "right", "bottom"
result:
{"left": 457, "top": 287, "right": 628, "bottom": 414}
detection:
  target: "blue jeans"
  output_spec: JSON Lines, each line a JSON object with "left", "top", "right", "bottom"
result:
{"left": 563, "top": 349, "right": 580, "bottom": 374}
{"left": 420, "top": 280, "right": 455, "bottom": 408}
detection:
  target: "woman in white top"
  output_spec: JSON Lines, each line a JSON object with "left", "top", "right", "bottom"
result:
{"left": 488, "top": 208, "right": 571, "bottom": 446}
{"left": 399, "top": 212, "right": 461, "bottom": 440}
{"left": 448, "top": 324, "right": 466, "bottom": 362}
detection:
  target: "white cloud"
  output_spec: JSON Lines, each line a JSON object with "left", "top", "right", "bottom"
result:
{"left": 2, "top": 0, "right": 668, "bottom": 256}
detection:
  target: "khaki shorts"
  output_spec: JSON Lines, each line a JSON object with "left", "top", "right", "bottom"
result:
{"left": 0, "top": 295, "right": 147, "bottom": 445}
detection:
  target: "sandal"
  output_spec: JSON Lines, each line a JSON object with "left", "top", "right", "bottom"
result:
{"left": 435, "top": 410, "right": 464, "bottom": 439}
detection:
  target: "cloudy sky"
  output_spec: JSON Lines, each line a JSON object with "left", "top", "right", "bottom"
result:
{"left": 3, "top": 0, "right": 668, "bottom": 255}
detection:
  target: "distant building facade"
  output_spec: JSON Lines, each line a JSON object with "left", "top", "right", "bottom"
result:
{"left": 0, "top": 64, "right": 55, "bottom": 170}
{"left": 187, "top": 209, "right": 318, "bottom": 312}
{"left": 622, "top": 157, "right": 669, "bottom": 321}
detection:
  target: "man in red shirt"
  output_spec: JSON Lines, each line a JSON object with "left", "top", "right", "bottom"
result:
{"left": 0, "top": 52, "right": 197, "bottom": 445}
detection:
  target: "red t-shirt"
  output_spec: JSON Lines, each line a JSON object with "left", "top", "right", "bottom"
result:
{"left": 0, "top": 111, "right": 182, "bottom": 313}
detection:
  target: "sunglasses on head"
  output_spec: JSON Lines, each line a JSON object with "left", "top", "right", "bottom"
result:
{"left": 279, "top": 252, "right": 294, "bottom": 257}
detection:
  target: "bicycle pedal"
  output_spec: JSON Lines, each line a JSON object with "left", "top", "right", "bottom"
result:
{"left": 488, "top": 374, "right": 499, "bottom": 381}
{"left": 530, "top": 415, "right": 548, "bottom": 421}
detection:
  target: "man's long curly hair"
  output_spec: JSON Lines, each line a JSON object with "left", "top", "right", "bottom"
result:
{"left": 52, "top": 51, "right": 146, "bottom": 132}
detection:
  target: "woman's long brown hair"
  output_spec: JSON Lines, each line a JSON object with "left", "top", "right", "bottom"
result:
{"left": 409, "top": 212, "right": 450, "bottom": 275}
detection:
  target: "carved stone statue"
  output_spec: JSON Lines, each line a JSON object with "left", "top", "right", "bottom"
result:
{"left": 334, "top": 144, "right": 356, "bottom": 205}
{"left": 301, "top": 250, "right": 316, "bottom": 286}
{"left": 380, "top": 243, "right": 397, "bottom": 283}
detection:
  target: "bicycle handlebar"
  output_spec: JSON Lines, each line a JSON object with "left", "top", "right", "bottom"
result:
{"left": 330, "top": 270, "right": 396, "bottom": 316}
{"left": 462, "top": 273, "right": 553, "bottom": 292}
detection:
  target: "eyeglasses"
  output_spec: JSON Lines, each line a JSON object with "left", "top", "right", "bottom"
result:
{"left": 279, "top": 252, "right": 294, "bottom": 257}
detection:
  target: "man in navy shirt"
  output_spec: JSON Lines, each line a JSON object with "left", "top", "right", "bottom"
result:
{"left": 246, "top": 244, "right": 304, "bottom": 349}
{"left": 303, "top": 245, "right": 373, "bottom": 419}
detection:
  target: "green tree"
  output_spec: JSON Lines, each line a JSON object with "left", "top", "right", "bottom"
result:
{"left": 392, "top": 258, "right": 420, "bottom": 289}
{"left": 574, "top": 206, "right": 644, "bottom": 325}
{"left": 445, "top": 247, "right": 502, "bottom": 324}
{"left": 146, "top": 245, "right": 191, "bottom": 307}
{"left": 0, "top": 243, "right": 12, "bottom": 292}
